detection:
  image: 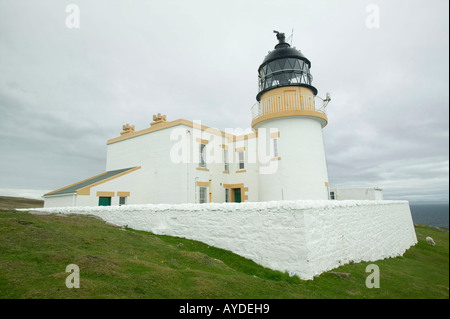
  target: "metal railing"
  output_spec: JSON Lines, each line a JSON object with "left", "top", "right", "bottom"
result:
{"left": 251, "top": 92, "right": 326, "bottom": 120}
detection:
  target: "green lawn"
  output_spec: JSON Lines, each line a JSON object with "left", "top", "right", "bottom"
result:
{"left": 0, "top": 210, "right": 448, "bottom": 299}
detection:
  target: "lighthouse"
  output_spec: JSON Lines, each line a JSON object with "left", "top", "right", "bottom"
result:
{"left": 44, "top": 30, "right": 334, "bottom": 207}
{"left": 252, "top": 31, "right": 330, "bottom": 200}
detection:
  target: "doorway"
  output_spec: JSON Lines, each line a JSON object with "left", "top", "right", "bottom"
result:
{"left": 98, "top": 196, "right": 111, "bottom": 206}
{"left": 233, "top": 188, "right": 241, "bottom": 203}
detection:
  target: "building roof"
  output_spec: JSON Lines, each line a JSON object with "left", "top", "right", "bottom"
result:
{"left": 106, "top": 118, "right": 258, "bottom": 145}
{"left": 44, "top": 167, "right": 140, "bottom": 196}
{"left": 260, "top": 46, "right": 311, "bottom": 69}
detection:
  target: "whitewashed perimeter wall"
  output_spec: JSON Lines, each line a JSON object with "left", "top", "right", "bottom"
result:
{"left": 33, "top": 200, "right": 418, "bottom": 280}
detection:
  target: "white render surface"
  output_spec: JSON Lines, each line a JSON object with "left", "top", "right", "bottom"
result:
{"left": 330, "top": 188, "right": 384, "bottom": 200}
{"left": 43, "top": 194, "right": 76, "bottom": 208}
{"left": 44, "top": 114, "right": 332, "bottom": 207}
{"left": 255, "top": 117, "right": 330, "bottom": 201}
{"left": 30, "top": 200, "right": 418, "bottom": 280}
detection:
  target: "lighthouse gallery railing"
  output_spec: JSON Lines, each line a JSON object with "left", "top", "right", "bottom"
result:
{"left": 251, "top": 92, "right": 327, "bottom": 120}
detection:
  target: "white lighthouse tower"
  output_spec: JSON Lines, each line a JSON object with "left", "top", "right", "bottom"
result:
{"left": 253, "top": 31, "right": 330, "bottom": 200}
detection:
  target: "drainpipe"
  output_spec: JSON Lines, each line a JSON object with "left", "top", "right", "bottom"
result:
{"left": 186, "top": 129, "right": 191, "bottom": 203}
{"left": 194, "top": 177, "right": 199, "bottom": 203}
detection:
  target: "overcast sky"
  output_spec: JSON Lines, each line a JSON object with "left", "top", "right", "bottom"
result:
{"left": 0, "top": 0, "right": 448, "bottom": 202}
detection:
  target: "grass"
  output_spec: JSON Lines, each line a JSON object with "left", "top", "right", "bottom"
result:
{"left": 0, "top": 196, "right": 43, "bottom": 209}
{"left": 0, "top": 208, "right": 448, "bottom": 299}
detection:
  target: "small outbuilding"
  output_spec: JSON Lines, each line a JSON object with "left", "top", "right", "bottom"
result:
{"left": 43, "top": 167, "right": 140, "bottom": 208}
{"left": 329, "top": 187, "right": 383, "bottom": 200}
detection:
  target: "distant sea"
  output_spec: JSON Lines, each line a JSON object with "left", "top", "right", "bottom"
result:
{"left": 409, "top": 203, "right": 449, "bottom": 228}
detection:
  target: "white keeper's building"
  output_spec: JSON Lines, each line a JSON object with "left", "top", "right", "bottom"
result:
{"left": 43, "top": 32, "right": 380, "bottom": 208}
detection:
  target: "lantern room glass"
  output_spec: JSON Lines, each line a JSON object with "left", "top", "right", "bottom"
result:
{"left": 258, "top": 57, "right": 313, "bottom": 92}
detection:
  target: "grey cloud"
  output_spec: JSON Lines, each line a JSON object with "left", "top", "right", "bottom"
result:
{"left": 0, "top": 0, "right": 448, "bottom": 202}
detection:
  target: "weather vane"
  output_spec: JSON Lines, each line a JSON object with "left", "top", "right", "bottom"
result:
{"left": 273, "top": 30, "right": 286, "bottom": 44}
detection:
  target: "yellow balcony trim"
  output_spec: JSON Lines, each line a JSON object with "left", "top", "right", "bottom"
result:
{"left": 252, "top": 110, "right": 328, "bottom": 128}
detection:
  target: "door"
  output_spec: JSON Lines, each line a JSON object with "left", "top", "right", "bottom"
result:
{"left": 199, "top": 187, "right": 207, "bottom": 203}
{"left": 234, "top": 188, "right": 241, "bottom": 203}
{"left": 98, "top": 196, "right": 111, "bottom": 206}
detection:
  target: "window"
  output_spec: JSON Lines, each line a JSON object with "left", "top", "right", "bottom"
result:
{"left": 199, "top": 187, "right": 207, "bottom": 204}
{"left": 258, "top": 58, "right": 313, "bottom": 92}
{"left": 330, "top": 191, "right": 335, "bottom": 200}
{"left": 98, "top": 197, "right": 111, "bottom": 206}
{"left": 199, "top": 144, "right": 206, "bottom": 168}
{"left": 119, "top": 196, "right": 127, "bottom": 206}
{"left": 224, "top": 149, "right": 229, "bottom": 172}
{"left": 225, "top": 188, "right": 230, "bottom": 203}
{"left": 273, "top": 138, "right": 279, "bottom": 157}
{"left": 238, "top": 151, "right": 245, "bottom": 170}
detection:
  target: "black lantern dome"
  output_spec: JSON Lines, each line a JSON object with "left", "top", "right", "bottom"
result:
{"left": 256, "top": 31, "right": 318, "bottom": 101}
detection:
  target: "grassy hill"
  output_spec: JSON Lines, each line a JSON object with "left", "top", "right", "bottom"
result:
{"left": 0, "top": 196, "right": 43, "bottom": 209}
{"left": 0, "top": 207, "right": 448, "bottom": 299}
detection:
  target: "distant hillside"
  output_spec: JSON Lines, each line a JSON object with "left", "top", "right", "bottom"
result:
{"left": 0, "top": 196, "right": 44, "bottom": 209}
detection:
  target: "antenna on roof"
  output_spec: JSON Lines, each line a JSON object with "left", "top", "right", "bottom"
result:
{"left": 286, "top": 28, "right": 294, "bottom": 45}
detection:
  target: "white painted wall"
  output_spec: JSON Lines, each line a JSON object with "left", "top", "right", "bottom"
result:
{"left": 225, "top": 136, "right": 259, "bottom": 202}
{"left": 255, "top": 117, "right": 329, "bottom": 201}
{"left": 330, "top": 188, "right": 383, "bottom": 200}
{"left": 106, "top": 125, "right": 195, "bottom": 204}
{"left": 104, "top": 123, "right": 260, "bottom": 205}
{"left": 34, "top": 200, "right": 417, "bottom": 280}
{"left": 48, "top": 114, "right": 331, "bottom": 207}
{"left": 43, "top": 194, "right": 76, "bottom": 208}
